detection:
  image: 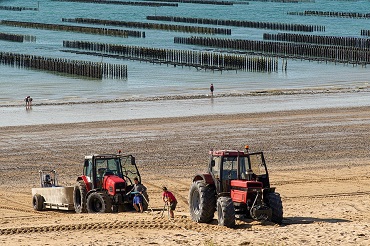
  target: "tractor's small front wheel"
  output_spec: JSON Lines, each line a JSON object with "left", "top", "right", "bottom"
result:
{"left": 217, "top": 196, "right": 235, "bottom": 228}
{"left": 189, "top": 181, "right": 216, "bottom": 223}
{"left": 87, "top": 192, "right": 112, "bottom": 213}
{"left": 267, "top": 192, "right": 283, "bottom": 224}
{"left": 32, "top": 194, "right": 44, "bottom": 211}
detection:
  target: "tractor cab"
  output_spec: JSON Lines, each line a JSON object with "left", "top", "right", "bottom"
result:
{"left": 82, "top": 154, "right": 140, "bottom": 194}
{"left": 189, "top": 145, "right": 283, "bottom": 228}
{"left": 209, "top": 146, "right": 270, "bottom": 193}
{"left": 74, "top": 152, "right": 148, "bottom": 214}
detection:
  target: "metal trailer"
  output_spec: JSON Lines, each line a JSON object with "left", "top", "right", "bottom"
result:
{"left": 31, "top": 170, "right": 75, "bottom": 211}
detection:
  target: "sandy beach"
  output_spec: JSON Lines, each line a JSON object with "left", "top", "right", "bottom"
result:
{"left": 0, "top": 105, "right": 369, "bottom": 245}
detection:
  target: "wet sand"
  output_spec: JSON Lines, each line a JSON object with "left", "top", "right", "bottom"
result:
{"left": 1, "top": 90, "right": 370, "bottom": 127}
{"left": 0, "top": 102, "right": 369, "bottom": 245}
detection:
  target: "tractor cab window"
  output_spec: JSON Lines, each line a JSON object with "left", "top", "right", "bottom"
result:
{"left": 222, "top": 156, "right": 238, "bottom": 180}
{"left": 211, "top": 156, "right": 221, "bottom": 179}
{"left": 121, "top": 155, "right": 139, "bottom": 185}
{"left": 106, "top": 158, "right": 123, "bottom": 177}
{"left": 249, "top": 154, "right": 267, "bottom": 176}
{"left": 96, "top": 159, "right": 108, "bottom": 188}
{"left": 239, "top": 157, "right": 249, "bottom": 179}
{"left": 95, "top": 158, "right": 123, "bottom": 178}
{"left": 84, "top": 159, "right": 93, "bottom": 182}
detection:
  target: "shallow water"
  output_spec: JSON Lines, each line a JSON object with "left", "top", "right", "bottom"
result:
{"left": 1, "top": 92, "right": 369, "bottom": 127}
{"left": 1, "top": 0, "right": 370, "bottom": 107}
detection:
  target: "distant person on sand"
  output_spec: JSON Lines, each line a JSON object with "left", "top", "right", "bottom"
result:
{"left": 24, "top": 96, "right": 33, "bottom": 107}
{"left": 162, "top": 186, "right": 177, "bottom": 219}
{"left": 210, "top": 83, "right": 214, "bottom": 96}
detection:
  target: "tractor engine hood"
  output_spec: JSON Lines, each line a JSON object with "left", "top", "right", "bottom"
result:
{"left": 231, "top": 180, "right": 263, "bottom": 189}
{"left": 230, "top": 180, "right": 263, "bottom": 203}
{"left": 103, "top": 175, "right": 126, "bottom": 196}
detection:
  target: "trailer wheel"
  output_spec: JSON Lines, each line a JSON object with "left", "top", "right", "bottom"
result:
{"left": 87, "top": 192, "right": 112, "bottom": 213}
{"left": 32, "top": 194, "right": 44, "bottom": 211}
{"left": 267, "top": 192, "right": 283, "bottom": 224}
{"left": 189, "top": 181, "right": 216, "bottom": 223}
{"left": 73, "top": 181, "right": 87, "bottom": 213}
{"left": 217, "top": 196, "right": 235, "bottom": 228}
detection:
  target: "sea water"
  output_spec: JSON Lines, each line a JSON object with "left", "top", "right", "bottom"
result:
{"left": 0, "top": 0, "right": 370, "bottom": 106}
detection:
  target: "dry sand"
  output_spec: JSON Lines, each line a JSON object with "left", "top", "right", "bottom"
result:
{"left": 0, "top": 106, "right": 369, "bottom": 245}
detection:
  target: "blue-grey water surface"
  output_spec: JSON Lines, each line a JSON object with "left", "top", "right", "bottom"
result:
{"left": 0, "top": 0, "right": 369, "bottom": 126}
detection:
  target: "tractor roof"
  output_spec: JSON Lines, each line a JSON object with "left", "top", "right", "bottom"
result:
{"left": 85, "top": 154, "right": 122, "bottom": 159}
{"left": 210, "top": 150, "right": 248, "bottom": 156}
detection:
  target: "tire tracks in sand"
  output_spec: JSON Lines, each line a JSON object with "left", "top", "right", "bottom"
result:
{"left": 0, "top": 217, "right": 229, "bottom": 235}
{"left": 284, "top": 191, "right": 370, "bottom": 201}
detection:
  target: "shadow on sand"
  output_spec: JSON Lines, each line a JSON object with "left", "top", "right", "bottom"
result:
{"left": 281, "top": 216, "right": 351, "bottom": 226}
{"left": 206, "top": 216, "right": 351, "bottom": 230}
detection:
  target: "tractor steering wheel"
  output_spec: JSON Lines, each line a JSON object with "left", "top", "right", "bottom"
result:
{"left": 98, "top": 168, "right": 107, "bottom": 177}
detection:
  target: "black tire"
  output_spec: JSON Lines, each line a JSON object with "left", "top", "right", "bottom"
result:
{"left": 122, "top": 203, "right": 133, "bottom": 212}
{"left": 189, "top": 181, "right": 216, "bottom": 223}
{"left": 217, "top": 196, "right": 235, "bottom": 228}
{"left": 73, "top": 181, "right": 87, "bottom": 213}
{"left": 112, "top": 205, "right": 119, "bottom": 213}
{"left": 267, "top": 192, "right": 283, "bottom": 224}
{"left": 87, "top": 192, "right": 112, "bottom": 213}
{"left": 32, "top": 194, "right": 44, "bottom": 211}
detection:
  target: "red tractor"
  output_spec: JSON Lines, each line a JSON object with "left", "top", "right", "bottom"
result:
{"left": 73, "top": 153, "right": 149, "bottom": 213}
{"left": 189, "top": 146, "right": 283, "bottom": 228}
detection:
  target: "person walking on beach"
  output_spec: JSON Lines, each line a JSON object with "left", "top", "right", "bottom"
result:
{"left": 210, "top": 83, "right": 214, "bottom": 96}
{"left": 131, "top": 177, "right": 147, "bottom": 213}
{"left": 162, "top": 186, "right": 177, "bottom": 219}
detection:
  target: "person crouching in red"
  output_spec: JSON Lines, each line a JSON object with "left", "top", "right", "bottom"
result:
{"left": 162, "top": 186, "right": 177, "bottom": 219}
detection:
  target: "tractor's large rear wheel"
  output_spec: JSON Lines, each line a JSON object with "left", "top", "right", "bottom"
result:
{"left": 189, "top": 181, "right": 216, "bottom": 223}
{"left": 73, "top": 181, "right": 87, "bottom": 213}
{"left": 217, "top": 196, "right": 235, "bottom": 228}
{"left": 87, "top": 192, "right": 112, "bottom": 213}
{"left": 32, "top": 194, "right": 44, "bottom": 211}
{"left": 267, "top": 192, "right": 283, "bottom": 224}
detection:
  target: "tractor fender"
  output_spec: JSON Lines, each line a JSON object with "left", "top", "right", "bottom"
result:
{"left": 192, "top": 174, "right": 214, "bottom": 185}
{"left": 76, "top": 176, "right": 91, "bottom": 191}
{"left": 263, "top": 187, "right": 276, "bottom": 202}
